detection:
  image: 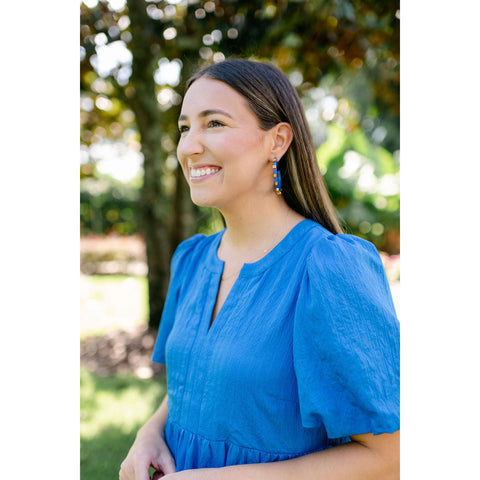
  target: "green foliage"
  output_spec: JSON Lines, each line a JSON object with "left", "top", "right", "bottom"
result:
{"left": 81, "top": 368, "right": 167, "bottom": 479}
{"left": 317, "top": 123, "right": 399, "bottom": 246}
{"left": 80, "top": 173, "right": 140, "bottom": 235}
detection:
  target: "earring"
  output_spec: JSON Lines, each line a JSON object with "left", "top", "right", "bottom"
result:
{"left": 272, "top": 157, "right": 282, "bottom": 195}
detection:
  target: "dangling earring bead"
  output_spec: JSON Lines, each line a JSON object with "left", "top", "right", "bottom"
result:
{"left": 272, "top": 157, "right": 282, "bottom": 195}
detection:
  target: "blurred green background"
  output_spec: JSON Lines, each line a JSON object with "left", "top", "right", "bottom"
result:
{"left": 80, "top": 1, "right": 399, "bottom": 478}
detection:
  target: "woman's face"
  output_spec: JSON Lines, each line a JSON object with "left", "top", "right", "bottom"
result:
{"left": 177, "top": 77, "right": 273, "bottom": 210}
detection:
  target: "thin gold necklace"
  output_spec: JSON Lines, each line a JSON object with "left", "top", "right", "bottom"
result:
{"left": 220, "top": 249, "right": 266, "bottom": 281}
{"left": 220, "top": 213, "right": 292, "bottom": 281}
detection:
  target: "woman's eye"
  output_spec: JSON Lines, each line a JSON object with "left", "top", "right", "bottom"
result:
{"left": 178, "top": 125, "right": 189, "bottom": 134}
{"left": 208, "top": 120, "right": 224, "bottom": 128}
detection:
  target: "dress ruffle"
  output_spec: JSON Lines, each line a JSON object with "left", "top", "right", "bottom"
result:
{"left": 165, "top": 419, "right": 310, "bottom": 471}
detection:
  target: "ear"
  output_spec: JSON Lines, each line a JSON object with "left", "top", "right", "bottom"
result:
{"left": 269, "top": 122, "right": 293, "bottom": 162}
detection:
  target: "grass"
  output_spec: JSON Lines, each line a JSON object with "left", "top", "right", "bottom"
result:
{"left": 80, "top": 368, "right": 167, "bottom": 480}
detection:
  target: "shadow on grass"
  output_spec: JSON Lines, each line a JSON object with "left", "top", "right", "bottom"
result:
{"left": 81, "top": 424, "right": 137, "bottom": 480}
{"left": 81, "top": 370, "right": 167, "bottom": 480}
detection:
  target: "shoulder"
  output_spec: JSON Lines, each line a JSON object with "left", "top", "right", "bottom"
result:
{"left": 302, "top": 228, "right": 389, "bottom": 298}
{"left": 172, "top": 233, "right": 207, "bottom": 261}
{"left": 171, "top": 230, "right": 223, "bottom": 274}
{"left": 295, "top": 228, "right": 399, "bottom": 347}
{"left": 306, "top": 227, "right": 382, "bottom": 273}
{"left": 296, "top": 220, "right": 380, "bottom": 264}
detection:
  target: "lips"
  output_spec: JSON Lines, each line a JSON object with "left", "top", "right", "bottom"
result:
{"left": 189, "top": 165, "right": 222, "bottom": 180}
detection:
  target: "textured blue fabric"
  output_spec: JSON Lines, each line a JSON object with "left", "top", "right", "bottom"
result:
{"left": 151, "top": 219, "right": 400, "bottom": 471}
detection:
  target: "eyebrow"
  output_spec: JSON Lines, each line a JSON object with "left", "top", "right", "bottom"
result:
{"left": 178, "top": 109, "right": 233, "bottom": 122}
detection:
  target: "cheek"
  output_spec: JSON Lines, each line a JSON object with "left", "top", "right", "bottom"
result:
{"left": 181, "top": 165, "right": 189, "bottom": 182}
{"left": 177, "top": 149, "right": 189, "bottom": 178}
{"left": 218, "top": 130, "right": 266, "bottom": 160}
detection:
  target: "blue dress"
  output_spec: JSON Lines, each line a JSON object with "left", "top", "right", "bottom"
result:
{"left": 152, "top": 219, "right": 399, "bottom": 471}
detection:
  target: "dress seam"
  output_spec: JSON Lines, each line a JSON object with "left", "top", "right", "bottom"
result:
{"left": 168, "top": 419, "right": 320, "bottom": 457}
{"left": 178, "top": 265, "right": 209, "bottom": 423}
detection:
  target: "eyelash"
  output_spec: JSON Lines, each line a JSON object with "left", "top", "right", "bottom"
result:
{"left": 178, "top": 120, "right": 225, "bottom": 134}
{"left": 208, "top": 120, "right": 224, "bottom": 128}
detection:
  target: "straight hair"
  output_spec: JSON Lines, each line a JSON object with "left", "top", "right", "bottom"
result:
{"left": 186, "top": 59, "right": 343, "bottom": 235}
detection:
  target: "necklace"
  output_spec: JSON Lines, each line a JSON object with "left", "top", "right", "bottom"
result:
{"left": 220, "top": 212, "right": 292, "bottom": 281}
{"left": 220, "top": 247, "right": 268, "bottom": 281}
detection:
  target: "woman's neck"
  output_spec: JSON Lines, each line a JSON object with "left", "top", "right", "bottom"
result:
{"left": 218, "top": 195, "right": 305, "bottom": 259}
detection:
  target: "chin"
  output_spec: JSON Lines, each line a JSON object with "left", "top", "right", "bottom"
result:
{"left": 190, "top": 192, "right": 220, "bottom": 208}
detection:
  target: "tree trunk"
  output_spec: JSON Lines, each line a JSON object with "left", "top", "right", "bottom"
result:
{"left": 127, "top": 0, "right": 171, "bottom": 329}
{"left": 125, "top": 2, "right": 204, "bottom": 328}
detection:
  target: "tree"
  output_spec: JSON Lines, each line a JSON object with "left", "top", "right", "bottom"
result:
{"left": 81, "top": 0, "right": 399, "bottom": 328}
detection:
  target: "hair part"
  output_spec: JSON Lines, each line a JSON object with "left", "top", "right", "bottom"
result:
{"left": 186, "top": 59, "right": 343, "bottom": 235}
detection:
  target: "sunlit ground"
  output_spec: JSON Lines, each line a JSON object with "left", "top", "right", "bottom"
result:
{"left": 80, "top": 271, "right": 164, "bottom": 479}
{"left": 80, "top": 274, "right": 148, "bottom": 337}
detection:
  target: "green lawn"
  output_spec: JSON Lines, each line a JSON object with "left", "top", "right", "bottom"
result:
{"left": 80, "top": 368, "right": 167, "bottom": 480}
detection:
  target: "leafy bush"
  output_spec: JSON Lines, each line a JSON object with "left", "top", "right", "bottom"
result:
{"left": 317, "top": 124, "right": 399, "bottom": 252}
{"left": 80, "top": 175, "right": 140, "bottom": 236}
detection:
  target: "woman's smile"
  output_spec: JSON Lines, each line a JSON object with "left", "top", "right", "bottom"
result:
{"left": 189, "top": 165, "right": 222, "bottom": 181}
{"left": 176, "top": 77, "right": 273, "bottom": 209}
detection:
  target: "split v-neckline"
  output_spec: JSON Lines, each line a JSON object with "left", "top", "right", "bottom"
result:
{"left": 204, "top": 219, "right": 315, "bottom": 333}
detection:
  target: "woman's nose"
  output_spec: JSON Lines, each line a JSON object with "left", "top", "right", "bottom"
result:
{"left": 177, "top": 128, "right": 204, "bottom": 158}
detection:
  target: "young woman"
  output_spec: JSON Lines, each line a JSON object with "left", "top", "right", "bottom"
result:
{"left": 119, "top": 59, "right": 400, "bottom": 480}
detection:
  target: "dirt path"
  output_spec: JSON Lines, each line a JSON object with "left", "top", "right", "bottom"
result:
{"left": 81, "top": 324, "right": 164, "bottom": 378}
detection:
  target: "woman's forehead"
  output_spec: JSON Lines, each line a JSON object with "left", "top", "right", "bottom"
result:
{"left": 180, "top": 77, "right": 251, "bottom": 118}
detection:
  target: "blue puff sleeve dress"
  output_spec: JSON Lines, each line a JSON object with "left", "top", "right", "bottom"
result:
{"left": 151, "top": 219, "right": 399, "bottom": 471}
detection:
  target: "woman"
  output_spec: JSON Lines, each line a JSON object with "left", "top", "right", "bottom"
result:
{"left": 120, "top": 59, "right": 400, "bottom": 480}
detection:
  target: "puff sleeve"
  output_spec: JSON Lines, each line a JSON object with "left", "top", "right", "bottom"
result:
{"left": 151, "top": 235, "right": 203, "bottom": 364}
{"left": 293, "top": 234, "right": 400, "bottom": 439}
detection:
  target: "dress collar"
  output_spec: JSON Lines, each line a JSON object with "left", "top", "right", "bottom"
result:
{"left": 205, "top": 219, "right": 319, "bottom": 277}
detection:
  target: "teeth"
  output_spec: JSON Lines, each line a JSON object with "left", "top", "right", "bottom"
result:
{"left": 191, "top": 167, "right": 219, "bottom": 178}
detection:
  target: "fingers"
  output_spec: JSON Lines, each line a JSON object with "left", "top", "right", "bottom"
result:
{"left": 157, "top": 450, "right": 176, "bottom": 475}
{"left": 118, "top": 468, "right": 150, "bottom": 480}
{"left": 119, "top": 458, "right": 132, "bottom": 480}
{"left": 149, "top": 447, "right": 176, "bottom": 476}
{"left": 118, "top": 437, "right": 174, "bottom": 480}
{"left": 118, "top": 458, "right": 151, "bottom": 480}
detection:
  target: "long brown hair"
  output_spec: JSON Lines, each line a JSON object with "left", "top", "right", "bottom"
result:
{"left": 186, "top": 59, "right": 343, "bottom": 235}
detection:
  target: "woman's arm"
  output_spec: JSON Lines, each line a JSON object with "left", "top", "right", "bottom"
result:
{"left": 166, "top": 430, "right": 399, "bottom": 480}
{"left": 119, "top": 394, "right": 176, "bottom": 480}
{"left": 137, "top": 393, "right": 170, "bottom": 439}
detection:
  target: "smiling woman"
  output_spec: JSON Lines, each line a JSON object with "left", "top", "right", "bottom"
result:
{"left": 176, "top": 78, "right": 281, "bottom": 211}
{"left": 119, "top": 59, "right": 400, "bottom": 480}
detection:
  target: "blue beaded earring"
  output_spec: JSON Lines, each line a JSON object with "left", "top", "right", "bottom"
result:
{"left": 272, "top": 157, "right": 282, "bottom": 195}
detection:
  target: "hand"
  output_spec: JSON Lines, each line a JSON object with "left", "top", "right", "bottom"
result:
{"left": 119, "top": 430, "right": 176, "bottom": 480}
{"left": 157, "top": 469, "right": 217, "bottom": 480}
